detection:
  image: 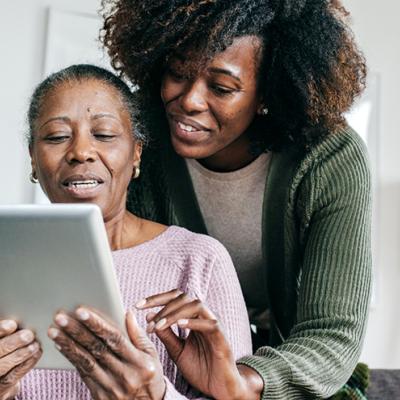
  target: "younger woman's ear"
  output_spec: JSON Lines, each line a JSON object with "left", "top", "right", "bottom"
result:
{"left": 257, "top": 104, "right": 269, "bottom": 116}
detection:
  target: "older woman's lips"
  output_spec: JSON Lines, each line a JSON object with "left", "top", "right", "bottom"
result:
{"left": 62, "top": 180, "right": 103, "bottom": 198}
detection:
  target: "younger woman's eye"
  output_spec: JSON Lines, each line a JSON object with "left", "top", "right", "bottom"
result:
{"left": 211, "top": 85, "right": 236, "bottom": 96}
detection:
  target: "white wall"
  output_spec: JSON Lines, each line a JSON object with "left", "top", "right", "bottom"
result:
{"left": 1, "top": 0, "right": 399, "bottom": 368}
{"left": 0, "top": 0, "right": 99, "bottom": 204}
{"left": 344, "top": 0, "right": 400, "bottom": 368}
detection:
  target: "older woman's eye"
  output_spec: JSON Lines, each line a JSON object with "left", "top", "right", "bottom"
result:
{"left": 44, "top": 134, "right": 70, "bottom": 143}
{"left": 93, "top": 132, "right": 116, "bottom": 141}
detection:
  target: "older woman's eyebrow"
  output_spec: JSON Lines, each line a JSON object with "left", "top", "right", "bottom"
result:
{"left": 91, "top": 113, "right": 119, "bottom": 121}
{"left": 39, "top": 116, "right": 70, "bottom": 129}
{"left": 208, "top": 67, "right": 242, "bottom": 83}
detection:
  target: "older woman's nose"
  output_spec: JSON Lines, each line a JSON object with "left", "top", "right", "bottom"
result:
{"left": 180, "top": 80, "right": 208, "bottom": 114}
{"left": 65, "top": 134, "right": 97, "bottom": 164}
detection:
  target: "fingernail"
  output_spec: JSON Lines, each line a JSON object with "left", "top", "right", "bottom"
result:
{"left": 135, "top": 299, "right": 146, "bottom": 308}
{"left": 146, "top": 312, "right": 156, "bottom": 322}
{"left": 0, "top": 320, "right": 17, "bottom": 330}
{"left": 28, "top": 342, "right": 39, "bottom": 352}
{"left": 146, "top": 321, "right": 155, "bottom": 333}
{"left": 76, "top": 308, "right": 90, "bottom": 321}
{"left": 155, "top": 318, "right": 167, "bottom": 330}
{"left": 55, "top": 314, "right": 68, "bottom": 327}
{"left": 55, "top": 344, "right": 62, "bottom": 351}
{"left": 20, "top": 329, "right": 34, "bottom": 343}
{"left": 177, "top": 319, "right": 189, "bottom": 327}
{"left": 48, "top": 328, "right": 59, "bottom": 339}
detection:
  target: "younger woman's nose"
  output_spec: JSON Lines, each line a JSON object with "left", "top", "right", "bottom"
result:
{"left": 180, "top": 80, "right": 208, "bottom": 114}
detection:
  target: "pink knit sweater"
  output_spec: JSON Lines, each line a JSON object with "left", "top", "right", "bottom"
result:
{"left": 17, "top": 226, "right": 252, "bottom": 399}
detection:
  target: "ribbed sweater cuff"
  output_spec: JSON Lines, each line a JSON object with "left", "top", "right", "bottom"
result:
{"left": 238, "top": 354, "right": 292, "bottom": 400}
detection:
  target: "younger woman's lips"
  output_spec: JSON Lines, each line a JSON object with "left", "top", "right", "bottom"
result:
{"left": 171, "top": 119, "right": 211, "bottom": 143}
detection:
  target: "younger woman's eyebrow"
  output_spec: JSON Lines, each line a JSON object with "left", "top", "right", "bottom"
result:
{"left": 208, "top": 67, "right": 242, "bottom": 83}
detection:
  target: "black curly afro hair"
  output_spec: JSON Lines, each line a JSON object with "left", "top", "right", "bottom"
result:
{"left": 101, "top": 0, "right": 366, "bottom": 151}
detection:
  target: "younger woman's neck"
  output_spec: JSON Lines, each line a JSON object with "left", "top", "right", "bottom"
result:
{"left": 198, "top": 133, "right": 258, "bottom": 172}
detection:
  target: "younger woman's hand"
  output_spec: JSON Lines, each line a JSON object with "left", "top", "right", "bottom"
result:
{"left": 136, "top": 289, "right": 263, "bottom": 400}
{"left": 0, "top": 319, "right": 42, "bottom": 400}
{"left": 48, "top": 307, "right": 166, "bottom": 400}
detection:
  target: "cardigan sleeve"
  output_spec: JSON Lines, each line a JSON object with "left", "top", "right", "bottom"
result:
{"left": 238, "top": 133, "right": 372, "bottom": 398}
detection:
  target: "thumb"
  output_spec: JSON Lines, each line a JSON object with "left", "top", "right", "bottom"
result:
{"left": 155, "top": 327, "right": 184, "bottom": 363}
{"left": 126, "top": 310, "right": 154, "bottom": 352}
{"left": 3, "top": 383, "right": 20, "bottom": 400}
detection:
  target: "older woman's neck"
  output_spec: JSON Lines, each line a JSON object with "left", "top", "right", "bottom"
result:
{"left": 104, "top": 209, "right": 143, "bottom": 251}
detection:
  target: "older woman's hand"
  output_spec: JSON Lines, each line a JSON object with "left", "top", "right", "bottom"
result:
{"left": 137, "top": 290, "right": 263, "bottom": 400}
{"left": 48, "top": 307, "right": 166, "bottom": 400}
{"left": 0, "top": 319, "right": 42, "bottom": 400}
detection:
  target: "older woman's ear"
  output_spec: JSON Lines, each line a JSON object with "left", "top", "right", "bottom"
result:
{"left": 28, "top": 145, "right": 38, "bottom": 183}
{"left": 132, "top": 142, "right": 143, "bottom": 179}
{"left": 134, "top": 142, "right": 143, "bottom": 161}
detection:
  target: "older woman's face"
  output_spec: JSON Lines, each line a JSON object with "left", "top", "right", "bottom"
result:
{"left": 30, "top": 79, "right": 141, "bottom": 220}
{"left": 161, "top": 35, "right": 263, "bottom": 164}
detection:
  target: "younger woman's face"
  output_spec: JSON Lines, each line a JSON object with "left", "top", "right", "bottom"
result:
{"left": 161, "top": 35, "right": 263, "bottom": 169}
{"left": 30, "top": 79, "right": 141, "bottom": 221}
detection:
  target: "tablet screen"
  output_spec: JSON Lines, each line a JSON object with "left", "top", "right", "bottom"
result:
{"left": 0, "top": 204, "right": 125, "bottom": 369}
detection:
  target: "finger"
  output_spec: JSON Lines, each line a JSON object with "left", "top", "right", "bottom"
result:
{"left": 73, "top": 307, "right": 133, "bottom": 362}
{"left": 49, "top": 327, "right": 114, "bottom": 391}
{"left": 81, "top": 376, "right": 109, "bottom": 400}
{"left": 0, "top": 347, "right": 42, "bottom": 392}
{"left": 0, "top": 321, "right": 18, "bottom": 339}
{"left": 135, "top": 289, "right": 183, "bottom": 309}
{"left": 0, "top": 383, "right": 19, "bottom": 400}
{"left": 177, "top": 319, "right": 233, "bottom": 359}
{"left": 52, "top": 313, "right": 121, "bottom": 369}
{"left": 126, "top": 311, "right": 157, "bottom": 356}
{"left": 145, "top": 312, "right": 157, "bottom": 323}
{"left": 153, "top": 327, "right": 184, "bottom": 363}
{"left": 0, "top": 329, "right": 35, "bottom": 358}
{"left": 177, "top": 318, "right": 221, "bottom": 334}
{"left": 146, "top": 293, "right": 193, "bottom": 327}
{"left": 151, "top": 300, "right": 216, "bottom": 332}
{"left": 0, "top": 342, "right": 40, "bottom": 377}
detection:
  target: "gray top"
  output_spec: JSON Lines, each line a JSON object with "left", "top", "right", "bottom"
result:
{"left": 186, "top": 153, "right": 271, "bottom": 329}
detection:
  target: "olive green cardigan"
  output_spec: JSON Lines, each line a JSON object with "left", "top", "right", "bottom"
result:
{"left": 127, "top": 126, "right": 372, "bottom": 399}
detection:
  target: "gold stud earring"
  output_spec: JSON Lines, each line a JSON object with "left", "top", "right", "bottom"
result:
{"left": 29, "top": 171, "right": 38, "bottom": 184}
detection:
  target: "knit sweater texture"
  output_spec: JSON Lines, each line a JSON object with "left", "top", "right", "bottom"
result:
{"left": 127, "top": 126, "right": 372, "bottom": 399}
{"left": 17, "top": 226, "right": 252, "bottom": 399}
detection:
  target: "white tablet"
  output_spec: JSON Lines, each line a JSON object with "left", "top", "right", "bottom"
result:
{"left": 0, "top": 204, "right": 125, "bottom": 369}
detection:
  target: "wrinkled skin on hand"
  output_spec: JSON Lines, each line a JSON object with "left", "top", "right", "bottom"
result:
{"left": 48, "top": 307, "right": 166, "bottom": 400}
{"left": 0, "top": 319, "right": 42, "bottom": 400}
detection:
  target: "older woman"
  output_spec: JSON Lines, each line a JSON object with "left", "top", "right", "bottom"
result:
{"left": 101, "top": 0, "right": 372, "bottom": 399}
{"left": 0, "top": 64, "right": 251, "bottom": 400}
